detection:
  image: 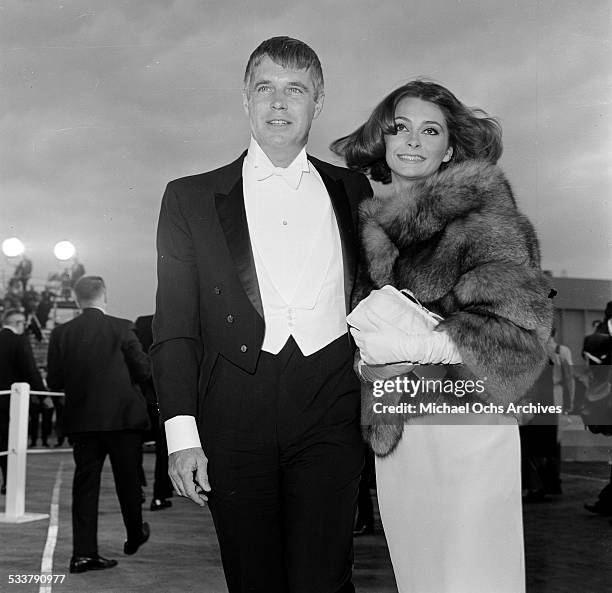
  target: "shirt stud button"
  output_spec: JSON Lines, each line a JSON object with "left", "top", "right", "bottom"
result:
{"left": 240, "top": 344, "right": 248, "bottom": 353}
{"left": 226, "top": 314, "right": 234, "bottom": 324}
{"left": 214, "top": 287, "right": 221, "bottom": 295}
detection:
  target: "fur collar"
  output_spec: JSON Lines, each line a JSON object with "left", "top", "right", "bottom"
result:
{"left": 359, "top": 160, "right": 517, "bottom": 288}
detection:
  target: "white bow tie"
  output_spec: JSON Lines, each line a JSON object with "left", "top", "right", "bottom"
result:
{"left": 254, "top": 161, "right": 307, "bottom": 189}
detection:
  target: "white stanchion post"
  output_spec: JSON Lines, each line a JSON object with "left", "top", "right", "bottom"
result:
{"left": 0, "top": 383, "right": 48, "bottom": 523}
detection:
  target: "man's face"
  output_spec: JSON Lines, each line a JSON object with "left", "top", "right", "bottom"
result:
{"left": 6, "top": 314, "right": 26, "bottom": 334}
{"left": 243, "top": 55, "right": 324, "bottom": 166}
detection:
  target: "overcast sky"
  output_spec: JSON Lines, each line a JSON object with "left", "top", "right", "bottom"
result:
{"left": 1, "top": 0, "right": 610, "bottom": 319}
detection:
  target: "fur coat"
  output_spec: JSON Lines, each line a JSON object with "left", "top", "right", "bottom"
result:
{"left": 355, "top": 160, "right": 554, "bottom": 456}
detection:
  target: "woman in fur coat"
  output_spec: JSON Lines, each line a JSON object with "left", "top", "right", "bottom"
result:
{"left": 331, "top": 81, "right": 553, "bottom": 593}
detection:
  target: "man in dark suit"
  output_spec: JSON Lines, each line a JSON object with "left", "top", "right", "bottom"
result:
{"left": 47, "top": 276, "right": 151, "bottom": 573}
{"left": 0, "top": 308, "right": 46, "bottom": 494}
{"left": 152, "top": 37, "right": 372, "bottom": 593}
{"left": 584, "top": 301, "right": 612, "bottom": 517}
{"left": 134, "top": 314, "right": 173, "bottom": 510}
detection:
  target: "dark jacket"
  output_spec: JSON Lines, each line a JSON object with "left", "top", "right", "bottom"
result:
{"left": 589, "top": 319, "right": 612, "bottom": 364}
{"left": 47, "top": 308, "right": 150, "bottom": 434}
{"left": 355, "top": 160, "right": 554, "bottom": 455}
{"left": 151, "top": 153, "right": 372, "bottom": 425}
{"left": 134, "top": 315, "right": 156, "bottom": 406}
{"left": 0, "top": 328, "right": 45, "bottom": 411}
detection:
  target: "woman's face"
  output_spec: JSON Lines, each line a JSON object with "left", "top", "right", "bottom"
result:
{"left": 384, "top": 96, "right": 453, "bottom": 188}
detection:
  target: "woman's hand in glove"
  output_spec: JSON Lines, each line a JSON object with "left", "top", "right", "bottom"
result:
{"left": 350, "top": 315, "right": 462, "bottom": 366}
{"left": 354, "top": 351, "right": 416, "bottom": 382}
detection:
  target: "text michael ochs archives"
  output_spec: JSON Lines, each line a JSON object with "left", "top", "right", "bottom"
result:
{"left": 370, "top": 376, "right": 564, "bottom": 416}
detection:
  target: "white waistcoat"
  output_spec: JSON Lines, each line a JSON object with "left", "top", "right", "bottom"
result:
{"left": 251, "top": 197, "right": 347, "bottom": 355}
{"left": 243, "top": 139, "right": 347, "bottom": 356}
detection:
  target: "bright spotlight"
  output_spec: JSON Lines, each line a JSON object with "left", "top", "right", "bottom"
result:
{"left": 54, "top": 240, "right": 76, "bottom": 261}
{"left": 2, "top": 237, "right": 25, "bottom": 257}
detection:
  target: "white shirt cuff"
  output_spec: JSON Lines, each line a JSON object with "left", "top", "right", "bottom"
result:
{"left": 164, "top": 415, "right": 201, "bottom": 454}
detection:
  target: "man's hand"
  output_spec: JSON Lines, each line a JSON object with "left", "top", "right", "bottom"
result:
{"left": 168, "top": 447, "right": 210, "bottom": 507}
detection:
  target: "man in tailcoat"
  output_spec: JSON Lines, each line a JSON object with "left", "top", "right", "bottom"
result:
{"left": 152, "top": 36, "right": 372, "bottom": 593}
{"left": 0, "top": 308, "right": 45, "bottom": 494}
{"left": 47, "top": 276, "right": 151, "bottom": 573}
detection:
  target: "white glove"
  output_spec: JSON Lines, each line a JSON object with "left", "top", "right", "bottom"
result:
{"left": 347, "top": 285, "right": 440, "bottom": 335}
{"left": 350, "top": 315, "right": 462, "bottom": 366}
{"left": 400, "top": 327, "right": 462, "bottom": 365}
{"left": 355, "top": 352, "right": 416, "bottom": 382}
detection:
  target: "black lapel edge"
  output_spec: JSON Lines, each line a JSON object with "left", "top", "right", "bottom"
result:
{"left": 312, "top": 161, "right": 358, "bottom": 313}
{"left": 214, "top": 179, "right": 264, "bottom": 319}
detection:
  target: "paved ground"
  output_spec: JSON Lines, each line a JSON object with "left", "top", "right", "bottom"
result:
{"left": 1, "top": 449, "right": 611, "bottom": 593}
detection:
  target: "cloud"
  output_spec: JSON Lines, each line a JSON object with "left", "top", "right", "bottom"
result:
{"left": 1, "top": 0, "right": 610, "bottom": 318}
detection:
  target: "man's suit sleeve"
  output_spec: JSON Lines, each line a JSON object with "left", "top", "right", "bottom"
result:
{"left": 18, "top": 335, "right": 45, "bottom": 392}
{"left": 122, "top": 323, "right": 152, "bottom": 385}
{"left": 46, "top": 328, "right": 63, "bottom": 392}
{"left": 151, "top": 182, "right": 203, "bottom": 422}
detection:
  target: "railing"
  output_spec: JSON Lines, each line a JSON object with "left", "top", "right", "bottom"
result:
{"left": 0, "top": 383, "right": 64, "bottom": 524}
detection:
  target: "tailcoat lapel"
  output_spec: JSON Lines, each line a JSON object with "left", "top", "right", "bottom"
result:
{"left": 214, "top": 167, "right": 264, "bottom": 319}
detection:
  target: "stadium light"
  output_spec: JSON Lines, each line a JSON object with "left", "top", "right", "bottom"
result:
{"left": 53, "top": 240, "right": 76, "bottom": 261}
{"left": 2, "top": 237, "right": 25, "bottom": 258}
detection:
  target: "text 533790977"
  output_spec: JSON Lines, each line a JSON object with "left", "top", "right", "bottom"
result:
{"left": 8, "top": 574, "right": 66, "bottom": 584}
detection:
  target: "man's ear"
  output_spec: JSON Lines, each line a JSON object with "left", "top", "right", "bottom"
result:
{"left": 313, "top": 92, "right": 325, "bottom": 120}
{"left": 242, "top": 90, "right": 249, "bottom": 116}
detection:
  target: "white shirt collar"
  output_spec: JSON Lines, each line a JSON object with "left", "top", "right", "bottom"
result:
{"left": 2, "top": 325, "right": 20, "bottom": 335}
{"left": 244, "top": 137, "right": 310, "bottom": 190}
{"left": 84, "top": 306, "right": 106, "bottom": 314}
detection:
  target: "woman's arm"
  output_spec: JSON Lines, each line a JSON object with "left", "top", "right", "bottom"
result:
{"left": 438, "top": 261, "right": 553, "bottom": 405}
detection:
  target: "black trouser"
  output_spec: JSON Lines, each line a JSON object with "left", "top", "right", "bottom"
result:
{"left": 355, "top": 446, "right": 375, "bottom": 529}
{"left": 53, "top": 396, "right": 65, "bottom": 444}
{"left": 202, "top": 336, "right": 363, "bottom": 593}
{"left": 519, "top": 424, "right": 561, "bottom": 493}
{"left": 70, "top": 430, "right": 144, "bottom": 556}
{"left": 29, "top": 401, "right": 53, "bottom": 445}
{"left": 147, "top": 404, "right": 173, "bottom": 500}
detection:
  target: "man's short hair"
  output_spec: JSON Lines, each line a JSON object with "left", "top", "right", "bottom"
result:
{"left": 2, "top": 308, "right": 24, "bottom": 325}
{"left": 243, "top": 36, "right": 324, "bottom": 100}
{"left": 74, "top": 275, "right": 106, "bottom": 303}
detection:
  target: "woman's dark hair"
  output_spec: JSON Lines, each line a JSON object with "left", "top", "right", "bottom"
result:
{"left": 330, "top": 80, "right": 502, "bottom": 183}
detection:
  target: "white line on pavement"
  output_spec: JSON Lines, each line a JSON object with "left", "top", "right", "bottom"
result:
{"left": 39, "top": 460, "right": 65, "bottom": 593}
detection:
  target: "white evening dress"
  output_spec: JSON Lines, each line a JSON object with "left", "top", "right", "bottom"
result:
{"left": 375, "top": 413, "right": 525, "bottom": 593}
